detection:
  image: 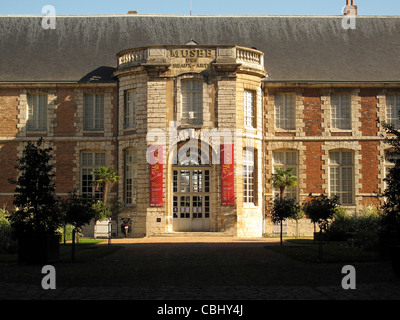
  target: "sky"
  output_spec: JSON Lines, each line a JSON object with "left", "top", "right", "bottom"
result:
{"left": 1, "top": 0, "right": 400, "bottom": 16}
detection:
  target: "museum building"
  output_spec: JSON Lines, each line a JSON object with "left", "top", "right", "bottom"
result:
{"left": 1, "top": 3, "right": 400, "bottom": 237}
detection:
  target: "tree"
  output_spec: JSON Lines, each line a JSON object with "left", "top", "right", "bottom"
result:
{"left": 380, "top": 121, "right": 400, "bottom": 237}
{"left": 289, "top": 206, "right": 305, "bottom": 238}
{"left": 270, "top": 167, "right": 298, "bottom": 244}
{"left": 271, "top": 167, "right": 298, "bottom": 199}
{"left": 8, "top": 138, "right": 62, "bottom": 238}
{"left": 303, "top": 194, "right": 339, "bottom": 260}
{"left": 92, "top": 167, "right": 119, "bottom": 204}
{"left": 61, "top": 191, "right": 97, "bottom": 261}
{"left": 270, "top": 197, "right": 301, "bottom": 245}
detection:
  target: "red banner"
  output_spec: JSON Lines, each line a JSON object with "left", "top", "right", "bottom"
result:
{"left": 149, "top": 145, "right": 163, "bottom": 207}
{"left": 221, "top": 144, "right": 235, "bottom": 206}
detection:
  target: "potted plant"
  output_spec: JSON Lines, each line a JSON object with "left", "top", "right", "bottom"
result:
{"left": 8, "top": 138, "right": 63, "bottom": 264}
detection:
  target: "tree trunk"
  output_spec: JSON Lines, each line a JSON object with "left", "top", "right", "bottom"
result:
{"left": 72, "top": 228, "right": 76, "bottom": 262}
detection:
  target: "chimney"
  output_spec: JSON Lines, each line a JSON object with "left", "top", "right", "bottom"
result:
{"left": 127, "top": 11, "right": 138, "bottom": 14}
{"left": 344, "top": 0, "right": 357, "bottom": 16}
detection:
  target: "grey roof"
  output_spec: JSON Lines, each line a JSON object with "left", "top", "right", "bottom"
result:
{"left": 1, "top": 14, "right": 400, "bottom": 83}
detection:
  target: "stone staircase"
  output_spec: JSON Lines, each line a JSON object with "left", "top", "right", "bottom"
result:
{"left": 148, "top": 232, "right": 235, "bottom": 238}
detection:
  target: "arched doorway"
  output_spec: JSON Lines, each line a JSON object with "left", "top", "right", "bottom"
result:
{"left": 171, "top": 140, "right": 212, "bottom": 232}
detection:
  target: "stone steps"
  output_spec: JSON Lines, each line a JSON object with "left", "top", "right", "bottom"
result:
{"left": 148, "top": 232, "right": 235, "bottom": 238}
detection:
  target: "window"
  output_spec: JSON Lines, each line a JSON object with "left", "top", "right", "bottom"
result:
{"left": 27, "top": 94, "right": 47, "bottom": 131}
{"left": 181, "top": 80, "right": 203, "bottom": 125}
{"left": 84, "top": 94, "right": 104, "bottom": 130}
{"left": 275, "top": 94, "right": 295, "bottom": 130}
{"left": 244, "top": 90, "right": 256, "bottom": 128}
{"left": 331, "top": 94, "right": 351, "bottom": 130}
{"left": 125, "top": 149, "right": 137, "bottom": 205}
{"left": 125, "top": 90, "right": 136, "bottom": 129}
{"left": 243, "top": 148, "right": 256, "bottom": 204}
{"left": 386, "top": 95, "right": 400, "bottom": 129}
{"left": 329, "top": 151, "right": 354, "bottom": 205}
{"left": 81, "top": 152, "right": 106, "bottom": 199}
{"left": 273, "top": 150, "right": 298, "bottom": 200}
{"left": 385, "top": 150, "right": 400, "bottom": 186}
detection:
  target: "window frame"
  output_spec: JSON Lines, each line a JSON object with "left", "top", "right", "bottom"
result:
{"left": 124, "top": 89, "right": 136, "bottom": 129}
{"left": 83, "top": 93, "right": 105, "bottom": 131}
{"left": 180, "top": 79, "right": 203, "bottom": 126}
{"left": 272, "top": 150, "right": 299, "bottom": 200}
{"left": 386, "top": 94, "right": 400, "bottom": 129}
{"left": 125, "top": 149, "right": 138, "bottom": 205}
{"left": 274, "top": 93, "right": 296, "bottom": 130}
{"left": 331, "top": 94, "right": 352, "bottom": 130}
{"left": 329, "top": 150, "right": 354, "bottom": 205}
{"left": 80, "top": 151, "right": 106, "bottom": 199}
{"left": 244, "top": 89, "right": 256, "bottom": 129}
{"left": 27, "top": 93, "right": 48, "bottom": 131}
{"left": 243, "top": 148, "right": 256, "bottom": 205}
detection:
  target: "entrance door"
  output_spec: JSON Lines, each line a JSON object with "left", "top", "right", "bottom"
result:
{"left": 172, "top": 168, "right": 210, "bottom": 232}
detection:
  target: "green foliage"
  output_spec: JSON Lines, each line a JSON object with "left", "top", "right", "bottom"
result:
{"left": 327, "top": 205, "right": 382, "bottom": 251}
{"left": 380, "top": 121, "right": 400, "bottom": 235}
{"left": 8, "top": 138, "right": 62, "bottom": 238}
{"left": 303, "top": 194, "right": 339, "bottom": 232}
{"left": 271, "top": 167, "right": 298, "bottom": 199}
{"left": 269, "top": 197, "right": 302, "bottom": 245}
{"left": 270, "top": 198, "right": 301, "bottom": 223}
{"left": 0, "top": 208, "right": 17, "bottom": 253}
{"left": 91, "top": 167, "right": 119, "bottom": 203}
{"left": 92, "top": 200, "right": 111, "bottom": 222}
{"left": 61, "top": 192, "right": 97, "bottom": 230}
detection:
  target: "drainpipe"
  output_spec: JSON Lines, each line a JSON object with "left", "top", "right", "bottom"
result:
{"left": 115, "top": 77, "right": 120, "bottom": 238}
{"left": 261, "top": 81, "right": 266, "bottom": 236}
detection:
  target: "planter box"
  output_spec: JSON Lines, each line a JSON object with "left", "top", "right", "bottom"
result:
{"left": 18, "top": 235, "right": 60, "bottom": 264}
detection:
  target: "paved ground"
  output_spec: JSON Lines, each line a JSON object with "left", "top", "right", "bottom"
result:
{"left": 1, "top": 236, "right": 400, "bottom": 301}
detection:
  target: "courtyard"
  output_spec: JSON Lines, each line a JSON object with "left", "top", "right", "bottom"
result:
{"left": 0, "top": 236, "right": 399, "bottom": 300}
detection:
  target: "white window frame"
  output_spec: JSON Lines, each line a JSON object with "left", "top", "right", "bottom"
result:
{"left": 125, "top": 149, "right": 137, "bottom": 205}
{"left": 329, "top": 151, "right": 354, "bottom": 205}
{"left": 243, "top": 148, "right": 255, "bottom": 205}
{"left": 384, "top": 149, "right": 400, "bottom": 189}
{"left": 272, "top": 150, "right": 298, "bottom": 200}
{"left": 386, "top": 95, "right": 400, "bottom": 129}
{"left": 84, "top": 93, "right": 104, "bottom": 131}
{"left": 244, "top": 90, "right": 256, "bottom": 128}
{"left": 180, "top": 79, "right": 203, "bottom": 126}
{"left": 331, "top": 94, "right": 351, "bottom": 130}
{"left": 274, "top": 93, "right": 295, "bottom": 130}
{"left": 124, "top": 89, "right": 136, "bottom": 129}
{"left": 27, "top": 93, "right": 47, "bottom": 131}
{"left": 81, "top": 151, "right": 106, "bottom": 199}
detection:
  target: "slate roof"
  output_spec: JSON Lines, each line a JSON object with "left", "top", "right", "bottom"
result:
{"left": 1, "top": 14, "right": 400, "bottom": 83}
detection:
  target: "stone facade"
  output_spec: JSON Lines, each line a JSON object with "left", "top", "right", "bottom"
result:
{"left": 0, "top": 42, "right": 398, "bottom": 238}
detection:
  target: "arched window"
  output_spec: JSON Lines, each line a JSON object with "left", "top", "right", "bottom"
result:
{"left": 80, "top": 151, "right": 106, "bottom": 199}
{"left": 329, "top": 150, "right": 354, "bottom": 205}
{"left": 272, "top": 150, "right": 298, "bottom": 200}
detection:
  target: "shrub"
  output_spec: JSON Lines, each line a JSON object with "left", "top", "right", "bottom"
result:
{"left": 351, "top": 206, "right": 381, "bottom": 251}
{"left": 0, "top": 208, "right": 17, "bottom": 253}
{"left": 327, "top": 205, "right": 382, "bottom": 251}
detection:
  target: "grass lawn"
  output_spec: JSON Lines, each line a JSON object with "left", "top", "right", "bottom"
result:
{"left": 269, "top": 238, "right": 380, "bottom": 263}
{"left": 0, "top": 238, "right": 122, "bottom": 264}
